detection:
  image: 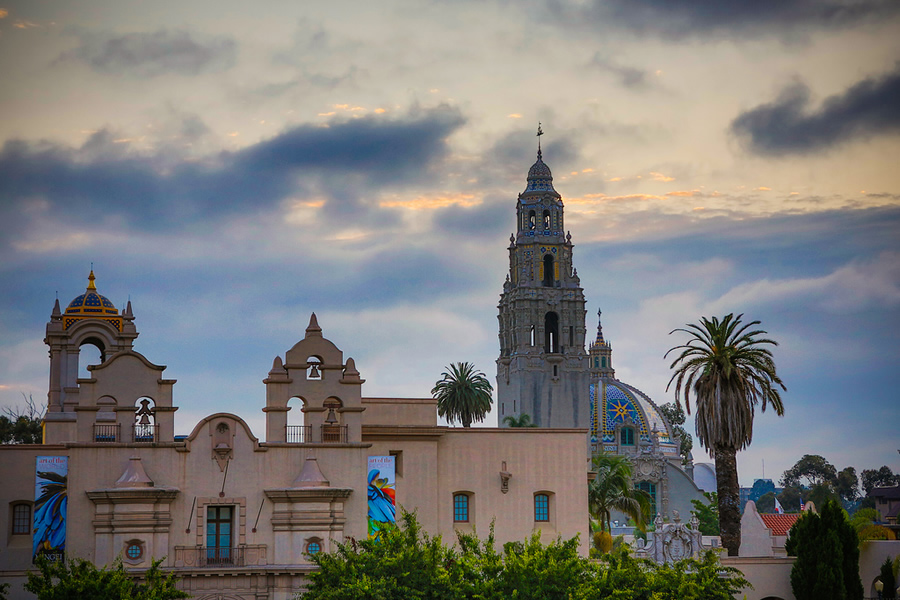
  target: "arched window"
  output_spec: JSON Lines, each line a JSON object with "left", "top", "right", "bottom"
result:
{"left": 542, "top": 254, "right": 555, "bottom": 287}
{"left": 637, "top": 481, "right": 657, "bottom": 517}
{"left": 543, "top": 210, "right": 551, "bottom": 230}
{"left": 286, "top": 396, "right": 307, "bottom": 443}
{"left": 534, "top": 493, "right": 550, "bottom": 522}
{"left": 453, "top": 493, "right": 469, "bottom": 522}
{"left": 528, "top": 210, "right": 536, "bottom": 230}
{"left": 306, "top": 539, "right": 322, "bottom": 555}
{"left": 306, "top": 356, "right": 323, "bottom": 380}
{"left": 134, "top": 397, "right": 156, "bottom": 442}
{"left": 620, "top": 427, "right": 634, "bottom": 446}
{"left": 78, "top": 339, "right": 104, "bottom": 380}
{"left": 544, "top": 312, "right": 559, "bottom": 353}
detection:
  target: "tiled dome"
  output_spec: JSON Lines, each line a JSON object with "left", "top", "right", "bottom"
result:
{"left": 590, "top": 378, "right": 678, "bottom": 455}
{"left": 65, "top": 271, "right": 118, "bottom": 317}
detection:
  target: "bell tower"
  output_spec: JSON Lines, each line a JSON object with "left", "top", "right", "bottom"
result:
{"left": 497, "top": 128, "right": 590, "bottom": 428}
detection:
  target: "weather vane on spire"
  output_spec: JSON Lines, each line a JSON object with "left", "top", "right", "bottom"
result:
{"left": 536, "top": 122, "right": 544, "bottom": 159}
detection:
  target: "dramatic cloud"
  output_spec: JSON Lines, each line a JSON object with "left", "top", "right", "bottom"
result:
{"left": 0, "top": 106, "right": 465, "bottom": 243}
{"left": 730, "top": 64, "right": 900, "bottom": 155}
{"left": 588, "top": 53, "right": 655, "bottom": 90}
{"left": 547, "top": 0, "right": 900, "bottom": 39}
{"left": 62, "top": 29, "right": 237, "bottom": 77}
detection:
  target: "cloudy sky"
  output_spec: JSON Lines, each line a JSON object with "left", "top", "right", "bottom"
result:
{"left": 1, "top": 0, "right": 898, "bottom": 487}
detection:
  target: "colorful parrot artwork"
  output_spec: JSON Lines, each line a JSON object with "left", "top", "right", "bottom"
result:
{"left": 33, "top": 458, "right": 68, "bottom": 561}
{"left": 366, "top": 457, "right": 396, "bottom": 539}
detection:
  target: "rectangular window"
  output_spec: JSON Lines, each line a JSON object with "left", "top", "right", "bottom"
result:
{"left": 534, "top": 494, "right": 549, "bottom": 522}
{"left": 637, "top": 481, "right": 657, "bottom": 517}
{"left": 453, "top": 494, "right": 469, "bottom": 522}
{"left": 12, "top": 504, "right": 31, "bottom": 535}
{"left": 206, "top": 506, "right": 233, "bottom": 564}
{"left": 620, "top": 428, "right": 635, "bottom": 446}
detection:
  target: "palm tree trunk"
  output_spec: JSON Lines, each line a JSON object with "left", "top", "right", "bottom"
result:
{"left": 715, "top": 444, "right": 742, "bottom": 556}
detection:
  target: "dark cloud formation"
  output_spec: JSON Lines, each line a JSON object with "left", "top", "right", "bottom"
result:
{"left": 0, "top": 106, "right": 465, "bottom": 242}
{"left": 432, "top": 196, "right": 510, "bottom": 237}
{"left": 731, "top": 64, "right": 900, "bottom": 155}
{"left": 588, "top": 53, "right": 654, "bottom": 90}
{"left": 547, "top": 0, "right": 900, "bottom": 39}
{"left": 62, "top": 29, "right": 237, "bottom": 77}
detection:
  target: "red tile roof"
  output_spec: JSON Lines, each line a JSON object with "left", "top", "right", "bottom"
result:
{"left": 760, "top": 513, "right": 800, "bottom": 537}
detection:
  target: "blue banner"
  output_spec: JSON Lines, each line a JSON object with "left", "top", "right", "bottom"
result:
{"left": 33, "top": 456, "right": 67, "bottom": 562}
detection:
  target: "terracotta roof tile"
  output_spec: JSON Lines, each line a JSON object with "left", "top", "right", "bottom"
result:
{"left": 760, "top": 513, "right": 800, "bottom": 537}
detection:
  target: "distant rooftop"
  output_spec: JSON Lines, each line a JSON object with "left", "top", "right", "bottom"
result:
{"left": 760, "top": 513, "right": 800, "bottom": 537}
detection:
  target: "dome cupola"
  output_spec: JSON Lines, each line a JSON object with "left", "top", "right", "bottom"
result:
{"left": 63, "top": 270, "right": 123, "bottom": 331}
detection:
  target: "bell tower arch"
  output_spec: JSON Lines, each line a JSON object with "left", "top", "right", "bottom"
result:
{"left": 497, "top": 129, "right": 590, "bottom": 428}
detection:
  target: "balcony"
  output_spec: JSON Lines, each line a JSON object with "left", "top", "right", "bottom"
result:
{"left": 173, "top": 545, "right": 267, "bottom": 568}
{"left": 132, "top": 423, "right": 158, "bottom": 443}
{"left": 93, "top": 423, "right": 120, "bottom": 443}
{"left": 285, "top": 424, "right": 348, "bottom": 444}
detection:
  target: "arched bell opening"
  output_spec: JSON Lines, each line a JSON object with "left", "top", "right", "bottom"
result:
{"left": 321, "top": 397, "right": 346, "bottom": 443}
{"left": 544, "top": 311, "right": 559, "bottom": 354}
{"left": 528, "top": 210, "right": 536, "bottom": 230}
{"left": 306, "top": 356, "right": 323, "bottom": 380}
{"left": 78, "top": 337, "right": 105, "bottom": 380}
{"left": 133, "top": 396, "right": 156, "bottom": 442}
{"left": 286, "top": 396, "right": 308, "bottom": 443}
{"left": 543, "top": 209, "right": 551, "bottom": 230}
{"left": 542, "top": 254, "right": 555, "bottom": 287}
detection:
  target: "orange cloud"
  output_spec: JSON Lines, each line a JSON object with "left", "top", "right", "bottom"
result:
{"left": 380, "top": 193, "right": 479, "bottom": 210}
{"left": 665, "top": 190, "right": 701, "bottom": 197}
{"left": 0, "top": 9, "right": 8, "bottom": 18}
{"left": 374, "top": 108, "right": 386, "bottom": 114}
{"left": 318, "top": 111, "right": 336, "bottom": 117}
{"left": 508, "top": 113, "right": 523, "bottom": 119}
{"left": 755, "top": 186, "right": 772, "bottom": 191}
{"left": 650, "top": 171, "right": 675, "bottom": 182}
{"left": 14, "top": 19, "right": 40, "bottom": 28}
{"left": 606, "top": 177, "right": 623, "bottom": 182}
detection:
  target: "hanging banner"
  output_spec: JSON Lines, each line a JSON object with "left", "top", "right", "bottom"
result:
{"left": 367, "top": 456, "right": 396, "bottom": 539}
{"left": 33, "top": 456, "right": 68, "bottom": 562}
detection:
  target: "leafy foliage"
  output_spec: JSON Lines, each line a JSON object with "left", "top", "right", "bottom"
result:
{"left": 589, "top": 453, "right": 652, "bottom": 533}
{"left": 0, "top": 394, "right": 44, "bottom": 444}
{"left": 781, "top": 454, "right": 838, "bottom": 488}
{"left": 777, "top": 485, "right": 804, "bottom": 513}
{"left": 502, "top": 413, "right": 537, "bottom": 427}
{"left": 690, "top": 491, "right": 720, "bottom": 535}
{"left": 24, "top": 556, "right": 188, "bottom": 600}
{"left": 836, "top": 467, "right": 860, "bottom": 503}
{"left": 756, "top": 491, "right": 776, "bottom": 514}
{"left": 850, "top": 508, "right": 897, "bottom": 543}
{"left": 862, "top": 466, "right": 900, "bottom": 495}
{"left": 879, "top": 556, "right": 897, "bottom": 599}
{"left": 786, "top": 499, "right": 863, "bottom": 600}
{"left": 658, "top": 402, "right": 693, "bottom": 464}
{"left": 302, "top": 511, "right": 748, "bottom": 600}
{"left": 666, "top": 313, "right": 785, "bottom": 556}
{"left": 431, "top": 362, "right": 493, "bottom": 428}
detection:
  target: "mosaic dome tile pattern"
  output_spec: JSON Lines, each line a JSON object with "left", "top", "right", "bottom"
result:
{"left": 590, "top": 378, "right": 676, "bottom": 454}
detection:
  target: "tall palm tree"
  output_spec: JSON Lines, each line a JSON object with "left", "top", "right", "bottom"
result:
{"left": 502, "top": 413, "right": 537, "bottom": 428}
{"left": 589, "top": 453, "right": 652, "bottom": 533}
{"left": 431, "top": 362, "right": 493, "bottom": 428}
{"left": 666, "top": 313, "right": 786, "bottom": 556}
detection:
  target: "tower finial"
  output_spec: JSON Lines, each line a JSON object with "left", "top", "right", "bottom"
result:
{"left": 595, "top": 309, "right": 606, "bottom": 345}
{"left": 536, "top": 122, "right": 543, "bottom": 160}
{"left": 87, "top": 268, "right": 97, "bottom": 291}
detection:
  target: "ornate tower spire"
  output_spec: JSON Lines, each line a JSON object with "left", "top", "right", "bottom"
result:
{"left": 589, "top": 309, "right": 614, "bottom": 378}
{"left": 536, "top": 122, "right": 543, "bottom": 159}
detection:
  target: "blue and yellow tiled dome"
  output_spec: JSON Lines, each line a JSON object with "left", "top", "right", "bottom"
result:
{"left": 590, "top": 379, "right": 676, "bottom": 454}
{"left": 63, "top": 271, "right": 122, "bottom": 331}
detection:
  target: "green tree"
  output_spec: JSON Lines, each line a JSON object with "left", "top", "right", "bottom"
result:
{"left": 666, "top": 313, "right": 786, "bottom": 556}
{"left": 756, "top": 491, "right": 776, "bottom": 513}
{"left": 850, "top": 508, "right": 896, "bottom": 543}
{"left": 431, "top": 362, "right": 493, "bottom": 428}
{"left": 588, "top": 454, "right": 652, "bottom": 533}
{"left": 786, "top": 499, "right": 863, "bottom": 600}
{"left": 690, "top": 491, "right": 721, "bottom": 535}
{"left": 25, "top": 556, "right": 188, "bottom": 600}
{"left": 862, "top": 466, "right": 900, "bottom": 495}
{"left": 502, "top": 413, "right": 537, "bottom": 427}
{"left": 659, "top": 402, "right": 693, "bottom": 464}
{"left": 781, "top": 454, "right": 838, "bottom": 488}
{"left": 778, "top": 485, "right": 804, "bottom": 513}
{"left": 879, "top": 556, "right": 897, "bottom": 599}
{"left": 836, "top": 467, "right": 860, "bottom": 503}
{"left": 0, "top": 394, "right": 44, "bottom": 444}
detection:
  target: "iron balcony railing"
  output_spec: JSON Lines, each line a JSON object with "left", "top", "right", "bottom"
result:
{"left": 285, "top": 424, "right": 348, "bottom": 444}
{"left": 173, "top": 545, "right": 267, "bottom": 568}
{"left": 93, "top": 423, "right": 120, "bottom": 443}
{"left": 132, "top": 423, "right": 158, "bottom": 443}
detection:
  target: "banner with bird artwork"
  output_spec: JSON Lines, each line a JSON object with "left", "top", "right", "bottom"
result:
{"left": 367, "top": 456, "right": 396, "bottom": 539}
{"left": 33, "top": 456, "right": 68, "bottom": 562}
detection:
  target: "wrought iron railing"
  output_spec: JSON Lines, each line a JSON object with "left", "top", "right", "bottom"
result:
{"left": 93, "top": 423, "right": 120, "bottom": 443}
{"left": 132, "top": 423, "right": 158, "bottom": 443}
{"left": 285, "top": 424, "right": 348, "bottom": 443}
{"left": 173, "top": 545, "right": 267, "bottom": 568}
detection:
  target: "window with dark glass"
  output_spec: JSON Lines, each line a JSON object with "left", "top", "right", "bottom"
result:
{"left": 206, "top": 506, "right": 233, "bottom": 564}
{"left": 12, "top": 503, "right": 31, "bottom": 535}
{"left": 637, "top": 481, "right": 657, "bottom": 517}
{"left": 126, "top": 542, "right": 143, "bottom": 560}
{"left": 454, "top": 494, "right": 469, "bottom": 522}
{"left": 620, "top": 427, "right": 634, "bottom": 446}
{"left": 534, "top": 494, "right": 549, "bottom": 522}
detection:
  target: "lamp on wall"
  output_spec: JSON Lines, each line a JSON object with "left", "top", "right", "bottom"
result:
{"left": 875, "top": 579, "right": 883, "bottom": 600}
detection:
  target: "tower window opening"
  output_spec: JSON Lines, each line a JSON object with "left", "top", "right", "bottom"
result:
{"left": 530, "top": 326, "right": 535, "bottom": 347}
{"left": 78, "top": 339, "right": 105, "bottom": 380}
{"left": 528, "top": 210, "right": 536, "bottom": 230}
{"left": 544, "top": 312, "right": 559, "bottom": 353}
{"left": 543, "top": 210, "right": 551, "bottom": 230}
{"left": 553, "top": 365, "right": 558, "bottom": 377}
{"left": 568, "top": 326, "right": 574, "bottom": 347}
{"left": 542, "top": 254, "right": 555, "bottom": 287}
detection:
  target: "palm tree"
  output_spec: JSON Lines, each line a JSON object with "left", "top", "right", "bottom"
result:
{"left": 666, "top": 313, "right": 786, "bottom": 556}
{"left": 431, "top": 362, "right": 493, "bottom": 428}
{"left": 589, "top": 453, "right": 653, "bottom": 533}
{"left": 502, "top": 413, "right": 537, "bottom": 428}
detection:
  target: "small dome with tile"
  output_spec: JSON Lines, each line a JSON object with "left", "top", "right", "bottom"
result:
{"left": 65, "top": 271, "right": 119, "bottom": 317}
